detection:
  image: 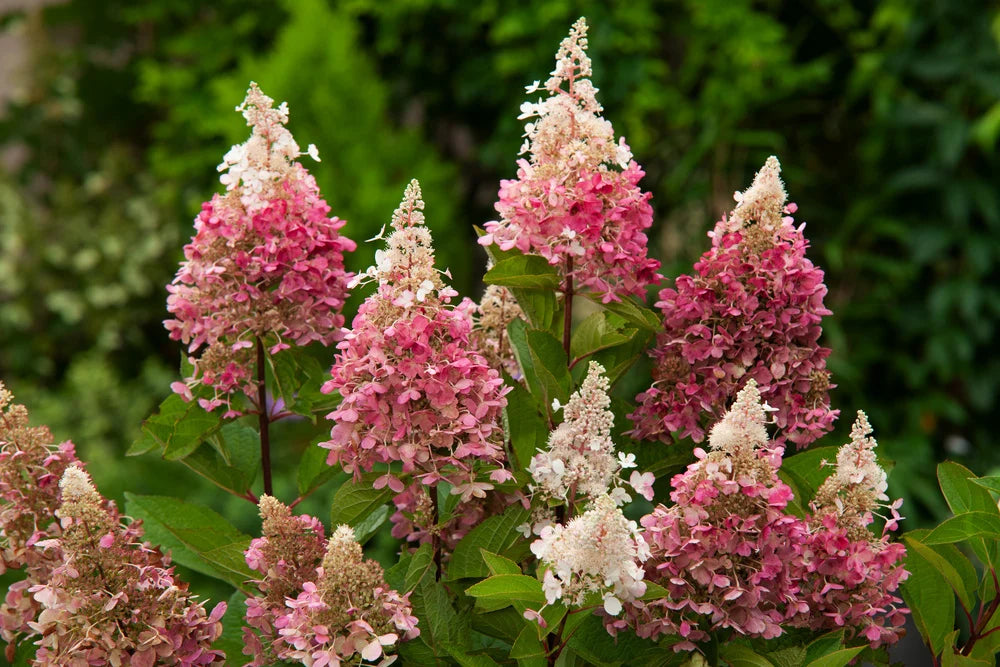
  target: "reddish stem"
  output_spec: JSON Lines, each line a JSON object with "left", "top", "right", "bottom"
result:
{"left": 256, "top": 337, "right": 273, "bottom": 497}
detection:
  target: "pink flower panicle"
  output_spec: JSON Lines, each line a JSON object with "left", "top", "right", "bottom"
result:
{"left": 527, "top": 362, "right": 654, "bottom": 515}
{"left": 321, "top": 180, "right": 510, "bottom": 544}
{"left": 243, "top": 497, "right": 417, "bottom": 666}
{"left": 471, "top": 284, "right": 525, "bottom": 379}
{"left": 530, "top": 494, "right": 650, "bottom": 617}
{"left": 618, "top": 381, "right": 808, "bottom": 650}
{"left": 479, "top": 17, "right": 661, "bottom": 303}
{"left": 27, "top": 466, "right": 226, "bottom": 665}
{"left": 792, "top": 412, "right": 909, "bottom": 647}
{"left": 0, "top": 382, "right": 81, "bottom": 658}
{"left": 165, "top": 82, "right": 355, "bottom": 414}
{"left": 630, "top": 156, "right": 837, "bottom": 448}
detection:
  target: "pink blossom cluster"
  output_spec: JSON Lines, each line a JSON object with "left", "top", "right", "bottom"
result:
{"left": 27, "top": 467, "right": 226, "bottom": 665}
{"left": 321, "top": 180, "right": 510, "bottom": 540}
{"left": 613, "top": 383, "right": 908, "bottom": 651}
{"left": 165, "top": 82, "right": 355, "bottom": 414}
{"left": 478, "top": 18, "right": 661, "bottom": 303}
{"left": 0, "top": 382, "right": 81, "bottom": 659}
{"left": 629, "top": 156, "right": 837, "bottom": 448}
{"left": 790, "top": 412, "right": 908, "bottom": 646}
{"left": 244, "top": 497, "right": 418, "bottom": 666}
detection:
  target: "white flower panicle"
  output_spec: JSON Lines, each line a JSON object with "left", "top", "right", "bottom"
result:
{"left": 216, "top": 82, "right": 318, "bottom": 213}
{"left": 528, "top": 362, "right": 653, "bottom": 505}
{"left": 726, "top": 155, "right": 788, "bottom": 235}
{"left": 349, "top": 179, "right": 454, "bottom": 304}
{"left": 530, "top": 494, "right": 650, "bottom": 616}
{"left": 58, "top": 465, "right": 99, "bottom": 502}
{"left": 707, "top": 379, "right": 769, "bottom": 456}
{"left": 518, "top": 17, "right": 632, "bottom": 175}
{"left": 833, "top": 411, "right": 888, "bottom": 501}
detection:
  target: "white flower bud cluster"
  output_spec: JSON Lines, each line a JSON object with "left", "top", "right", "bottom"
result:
{"left": 706, "top": 379, "right": 769, "bottom": 456}
{"left": 833, "top": 411, "right": 889, "bottom": 502}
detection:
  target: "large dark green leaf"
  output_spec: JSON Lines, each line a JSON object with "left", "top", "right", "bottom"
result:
{"left": 923, "top": 511, "right": 1000, "bottom": 545}
{"left": 128, "top": 393, "right": 222, "bottom": 460}
{"left": 504, "top": 382, "right": 550, "bottom": 473}
{"left": 180, "top": 422, "right": 260, "bottom": 497}
{"left": 902, "top": 529, "right": 958, "bottom": 656}
{"left": 124, "top": 493, "right": 255, "bottom": 592}
{"left": 448, "top": 506, "right": 530, "bottom": 580}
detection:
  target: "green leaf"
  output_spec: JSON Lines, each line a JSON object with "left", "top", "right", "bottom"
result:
{"left": 581, "top": 326, "right": 654, "bottom": 385}
{"left": 329, "top": 472, "right": 394, "bottom": 528}
{"left": 352, "top": 503, "right": 391, "bottom": 545}
{"left": 131, "top": 393, "right": 222, "bottom": 460}
{"left": 781, "top": 447, "right": 840, "bottom": 499}
{"left": 504, "top": 382, "right": 549, "bottom": 473}
{"left": 297, "top": 437, "right": 345, "bottom": 495}
{"left": 124, "top": 493, "right": 255, "bottom": 592}
{"left": 971, "top": 476, "right": 1000, "bottom": 494}
{"left": 471, "top": 607, "right": 525, "bottom": 644}
{"left": 507, "top": 320, "right": 572, "bottom": 411}
{"left": 404, "top": 543, "right": 435, "bottom": 592}
{"left": 481, "top": 549, "right": 521, "bottom": 575}
{"left": 588, "top": 294, "right": 661, "bottom": 331}
{"left": 565, "top": 614, "right": 662, "bottom": 665}
{"left": 510, "top": 624, "right": 546, "bottom": 659}
{"left": 466, "top": 574, "right": 546, "bottom": 606}
{"left": 570, "top": 312, "right": 630, "bottom": 361}
{"left": 212, "top": 589, "right": 247, "bottom": 663}
{"left": 805, "top": 647, "right": 865, "bottom": 667}
{"left": 923, "top": 511, "right": 1000, "bottom": 545}
{"left": 639, "top": 581, "right": 670, "bottom": 601}
{"left": 937, "top": 462, "right": 1000, "bottom": 564}
{"left": 180, "top": 422, "right": 260, "bottom": 497}
{"left": 720, "top": 644, "right": 776, "bottom": 667}
{"left": 901, "top": 530, "right": 957, "bottom": 655}
{"left": 801, "top": 630, "right": 846, "bottom": 664}
{"left": 904, "top": 536, "right": 977, "bottom": 611}
{"left": 448, "top": 505, "right": 530, "bottom": 580}
{"left": 484, "top": 255, "right": 561, "bottom": 290}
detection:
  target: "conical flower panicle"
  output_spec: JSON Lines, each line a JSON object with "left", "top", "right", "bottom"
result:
{"left": 321, "top": 180, "right": 510, "bottom": 546}
{"left": 244, "top": 498, "right": 418, "bottom": 666}
{"left": 165, "top": 82, "right": 356, "bottom": 415}
{"left": 630, "top": 156, "right": 837, "bottom": 448}
{"left": 479, "top": 17, "right": 661, "bottom": 303}
{"left": 791, "top": 412, "right": 909, "bottom": 647}
{"left": 619, "top": 382, "right": 808, "bottom": 649}
{"left": 0, "top": 382, "right": 81, "bottom": 658}
{"left": 528, "top": 362, "right": 655, "bottom": 512}
{"left": 28, "top": 467, "right": 226, "bottom": 665}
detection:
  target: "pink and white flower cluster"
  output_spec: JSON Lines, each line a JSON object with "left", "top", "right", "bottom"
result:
{"left": 528, "top": 361, "right": 654, "bottom": 509}
{"left": 0, "top": 382, "right": 81, "bottom": 659}
{"left": 614, "top": 382, "right": 907, "bottom": 650}
{"left": 244, "top": 497, "right": 418, "bottom": 666}
{"left": 27, "top": 467, "right": 226, "bottom": 665}
{"left": 630, "top": 156, "right": 837, "bottom": 448}
{"left": 530, "top": 494, "right": 650, "bottom": 617}
{"left": 321, "top": 180, "right": 510, "bottom": 544}
{"left": 165, "top": 82, "right": 355, "bottom": 414}
{"left": 479, "top": 17, "right": 661, "bottom": 303}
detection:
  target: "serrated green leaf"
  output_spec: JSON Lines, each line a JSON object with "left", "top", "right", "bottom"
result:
{"left": 971, "top": 476, "right": 1000, "bottom": 494}
{"left": 801, "top": 630, "right": 846, "bottom": 664}
{"left": 124, "top": 493, "right": 255, "bottom": 592}
{"left": 904, "top": 536, "right": 977, "bottom": 611}
{"left": 132, "top": 393, "right": 222, "bottom": 460}
{"left": 181, "top": 422, "right": 260, "bottom": 497}
{"left": 448, "top": 505, "right": 530, "bottom": 580}
{"left": 937, "top": 462, "right": 999, "bottom": 565}
{"left": 212, "top": 589, "right": 247, "bottom": 662}
{"left": 504, "top": 382, "right": 549, "bottom": 473}
{"left": 587, "top": 294, "right": 661, "bottom": 331}
{"left": 566, "top": 614, "right": 662, "bottom": 665}
{"left": 570, "top": 312, "right": 630, "bottom": 361}
{"left": 466, "top": 574, "right": 546, "bottom": 606}
{"left": 510, "top": 624, "right": 546, "bottom": 659}
{"left": 297, "top": 437, "right": 345, "bottom": 495}
{"left": 805, "top": 647, "right": 865, "bottom": 667}
{"left": 484, "top": 255, "right": 561, "bottom": 290}
{"left": 720, "top": 644, "right": 776, "bottom": 667}
{"left": 923, "top": 511, "right": 1000, "bottom": 545}
{"left": 581, "top": 326, "right": 653, "bottom": 385}
{"left": 481, "top": 549, "right": 521, "bottom": 575}
{"left": 639, "top": 581, "right": 669, "bottom": 601}
{"left": 471, "top": 606, "right": 525, "bottom": 644}
{"left": 352, "top": 503, "right": 391, "bottom": 545}
{"left": 329, "top": 472, "right": 394, "bottom": 528}
{"left": 902, "top": 531, "right": 957, "bottom": 655}
{"left": 781, "top": 447, "right": 840, "bottom": 499}
{"left": 404, "top": 543, "right": 435, "bottom": 592}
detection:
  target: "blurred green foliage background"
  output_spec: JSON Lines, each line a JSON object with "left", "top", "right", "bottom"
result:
{"left": 0, "top": 0, "right": 998, "bottom": 533}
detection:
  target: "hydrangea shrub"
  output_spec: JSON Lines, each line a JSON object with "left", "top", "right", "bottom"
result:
{"left": 1, "top": 17, "right": 996, "bottom": 667}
